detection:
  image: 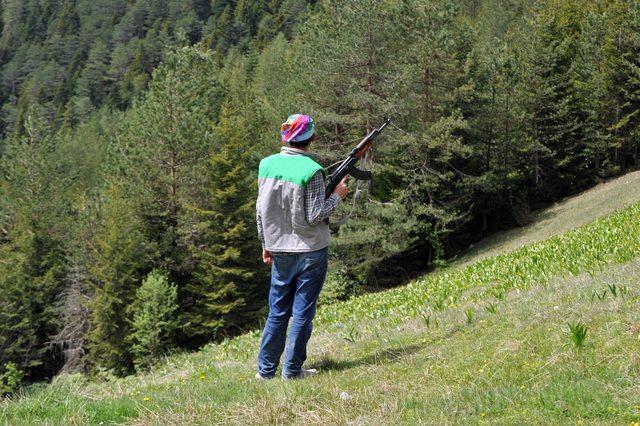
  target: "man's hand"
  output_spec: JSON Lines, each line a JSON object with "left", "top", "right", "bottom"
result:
{"left": 262, "top": 249, "right": 273, "bottom": 266}
{"left": 334, "top": 176, "right": 349, "bottom": 200}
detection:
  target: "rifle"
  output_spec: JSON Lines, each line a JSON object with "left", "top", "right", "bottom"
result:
{"left": 325, "top": 118, "right": 392, "bottom": 198}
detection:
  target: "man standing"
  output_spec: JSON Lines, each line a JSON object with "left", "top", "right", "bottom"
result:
{"left": 255, "top": 114, "right": 349, "bottom": 379}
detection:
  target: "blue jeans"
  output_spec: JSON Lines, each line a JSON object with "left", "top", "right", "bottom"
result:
{"left": 257, "top": 247, "right": 329, "bottom": 378}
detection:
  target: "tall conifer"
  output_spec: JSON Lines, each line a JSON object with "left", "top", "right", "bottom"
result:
{"left": 183, "top": 103, "right": 266, "bottom": 342}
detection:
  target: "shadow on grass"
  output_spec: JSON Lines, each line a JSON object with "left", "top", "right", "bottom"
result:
{"left": 310, "top": 343, "right": 423, "bottom": 372}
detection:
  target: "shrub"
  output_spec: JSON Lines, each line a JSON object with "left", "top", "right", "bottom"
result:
{"left": 129, "top": 270, "right": 178, "bottom": 371}
{"left": 0, "top": 362, "right": 23, "bottom": 395}
{"left": 318, "top": 270, "right": 364, "bottom": 306}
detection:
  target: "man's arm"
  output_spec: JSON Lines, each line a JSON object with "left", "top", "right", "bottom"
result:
{"left": 256, "top": 196, "right": 273, "bottom": 265}
{"left": 305, "top": 170, "right": 342, "bottom": 226}
{"left": 256, "top": 197, "right": 265, "bottom": 249}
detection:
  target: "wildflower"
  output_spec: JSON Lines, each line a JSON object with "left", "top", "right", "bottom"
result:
{"left": 143, "top": 396, "right": 151, "bottom": 401}
{"left": 520, "top": 384, "right": 525, "bottom": 390}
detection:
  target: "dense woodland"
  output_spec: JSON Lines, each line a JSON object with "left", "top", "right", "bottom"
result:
{"left": 0, "top": 0, "right": 638, "bottom": 391}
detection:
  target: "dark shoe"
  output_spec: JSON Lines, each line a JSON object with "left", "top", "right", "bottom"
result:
{"left": 255, "top": 372, "right": 274, "bottom": 380}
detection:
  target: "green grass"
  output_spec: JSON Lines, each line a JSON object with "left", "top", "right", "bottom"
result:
{"left": 457, "top": 170, "right": 640, "bottom": 264}
{"left": 3, "top": 178, "right": 640, "bottom": 424}
{"left": 316, "top": 202, "right": 640, "bottom": 329}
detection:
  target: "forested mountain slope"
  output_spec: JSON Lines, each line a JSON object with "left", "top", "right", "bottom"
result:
{"left": 3, "top": 170, "right": 640, "bottom": 424}
{"left": 0, "top": 0, "right": 310, "bottom": 136}
{"left": 0, "top": 0, "right": 639, "bottom": 392}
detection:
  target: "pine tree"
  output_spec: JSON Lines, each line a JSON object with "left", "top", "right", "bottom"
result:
{"left": 129, "top": 269, "right": 178, "bottom": 371}
{"left": 76, "top": 40, "right": 110, "bottom": 106}
{"left": 515, "top": 4, "right": 587, "bottom": 203}
{"left": 53, "top": 112, "right": 115, "bottom": 374}
{"left": 603, "top": 0, "right": 640, "bottom": 169}
{"left": 107, "top": 47, "right": 221, "bottom": 280}
{"left": 253, "top": 33, "right": 297, "bottom": 128}
{"left": 0, "top": 115, "right": 67, "bottom": 383}
{"left": 292, "top": 0, "right": 400, "bottom": 138}
{"left": 572, "top": 4, "right": 615, "bottom": 178}
{"left": 85, "top": 182, "right": 148, "bottom": 375}
{"left": 183, "top": 102, "right": 266, "bottom": 343}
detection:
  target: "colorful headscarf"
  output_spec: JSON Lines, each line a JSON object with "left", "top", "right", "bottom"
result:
{"left": 280, "top": 114, "right": 314, "bottom": 143}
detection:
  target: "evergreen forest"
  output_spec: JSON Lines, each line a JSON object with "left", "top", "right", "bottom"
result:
{"left": 0, "top": 0, "right": 639, "bottom": 391}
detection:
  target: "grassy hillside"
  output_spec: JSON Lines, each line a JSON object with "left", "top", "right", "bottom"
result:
{"left": 3, "top": 175, "right": 640, "bottom": 424}
{"left": 457, "top": 170, "right": 640, "bottom": 265}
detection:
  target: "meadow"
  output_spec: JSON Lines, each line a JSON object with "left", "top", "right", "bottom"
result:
{"left": 2, "top": 175, "right": 640, "bottom": 424}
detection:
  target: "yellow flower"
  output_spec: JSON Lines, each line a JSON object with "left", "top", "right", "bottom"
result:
{"left": 520, "top": 385, "right": 525, "bottom": 390}
{"left": 143, "top": 396, "right": 151, "bottom": 401}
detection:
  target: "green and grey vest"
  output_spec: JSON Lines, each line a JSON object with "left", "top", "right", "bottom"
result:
{"left": 258, "top": 149, "right": 331, "bottom": 252}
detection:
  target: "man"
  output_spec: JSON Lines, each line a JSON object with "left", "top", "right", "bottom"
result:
{"left": 255, "top": 113, "right": 349, "bottom": 379}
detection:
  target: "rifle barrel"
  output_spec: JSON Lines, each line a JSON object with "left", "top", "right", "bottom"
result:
{"left": 351, "top": 118, "right": 391, "bottom": 156}
{"left": 326, "top": 118, "right": 392, "bottom": 198}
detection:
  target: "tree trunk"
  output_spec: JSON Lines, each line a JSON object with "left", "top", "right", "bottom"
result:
{"left": 534, "top": 146, "right": 540, "bottom": 186}
{"left": 423, "top": 64, "right": 431, "bottom": 124}
{"left": 366, "top": 17, "right": 374, "bottom": 135}
{"left": 503, "top": 94, "right": 510, "bottom": 171}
